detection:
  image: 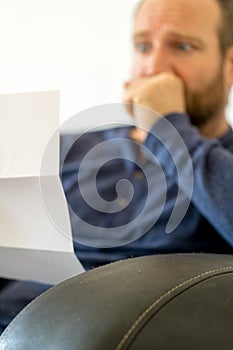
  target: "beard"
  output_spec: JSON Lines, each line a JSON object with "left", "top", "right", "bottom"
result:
{"left": 184, "top": 65, "right": 227, "bottom": 128}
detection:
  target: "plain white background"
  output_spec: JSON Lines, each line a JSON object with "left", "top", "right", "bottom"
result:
{"left": 1, "top": 0, "right": 232, "bottom": 127}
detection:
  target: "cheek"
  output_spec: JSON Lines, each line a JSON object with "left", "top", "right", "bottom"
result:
{"left": 180, "top": 51, "right": 224, "bottom": 91}
{"left": 175, "top": 64, "right": 217, "bottom": 92}
{"left": 131, "top": 56, "right": 146, "bottom": 78}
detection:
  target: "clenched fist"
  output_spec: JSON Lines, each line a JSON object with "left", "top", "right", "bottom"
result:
{"left": 123, "top": 73, "right": 186, "bottom": 135}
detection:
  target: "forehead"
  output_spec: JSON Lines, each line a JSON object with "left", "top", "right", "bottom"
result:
{"left": 134, "top": 0, "right": 222, "bottom": 38}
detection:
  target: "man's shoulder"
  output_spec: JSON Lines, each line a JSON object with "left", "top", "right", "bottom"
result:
{"left": 60, "top": 126, "right": 131, "bottom": 145}
{"left": 60, "top": 126, "right": 132, "bottom": 163}
{"left": 219, "top": 127, "right": 233, "bottom": 152}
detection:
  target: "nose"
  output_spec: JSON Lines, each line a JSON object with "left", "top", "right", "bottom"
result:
{"left": 143, "top": 45, "right": 172, "bottom": 77}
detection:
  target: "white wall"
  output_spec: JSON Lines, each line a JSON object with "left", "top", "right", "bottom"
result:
{"left": 0, "top": 0, "right": 232, "bottom": 128}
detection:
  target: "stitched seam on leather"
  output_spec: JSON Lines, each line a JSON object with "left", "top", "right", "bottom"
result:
{"left": 115, "top": 267, "right": 233, "bottom": 350}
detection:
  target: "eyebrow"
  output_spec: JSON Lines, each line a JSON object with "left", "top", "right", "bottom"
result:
{"left": 133, "top": 30, "right": 149, "bottom": 39}
{"left": 168, "top": 31, "right": 206, "bottom": 46}
{"left": 133, "top": 30, "right": 205, "bottom": 47}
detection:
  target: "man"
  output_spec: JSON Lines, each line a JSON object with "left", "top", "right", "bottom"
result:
{"left": 124, "top": 0, "right": 232, "bottom": 137}
{"left": 1, "top": 0, "right": 233, "bottom": 333}
{"left": 63, "top": 0, "right": 233, "bottom": 268}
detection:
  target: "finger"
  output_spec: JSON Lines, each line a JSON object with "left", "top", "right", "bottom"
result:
{"left": 122, "top": 90, "right": 135, "bottom": 118}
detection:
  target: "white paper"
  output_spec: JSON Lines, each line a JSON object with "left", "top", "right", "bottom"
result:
{"left": 0, "top": 91, "right": 84, "bottom": 284}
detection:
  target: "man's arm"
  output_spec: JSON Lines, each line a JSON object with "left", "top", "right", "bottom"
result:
{"left": 124, "top": 72, "right": 233, "bottom": 246}
{"left": 145, "top": 112, "right": 233, "bottom": 246}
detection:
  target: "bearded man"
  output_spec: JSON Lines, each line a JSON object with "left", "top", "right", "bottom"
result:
{"left": 1, "top": 0, "right": 233, "bottom": 333}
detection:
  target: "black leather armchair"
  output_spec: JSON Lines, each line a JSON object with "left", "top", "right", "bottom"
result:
{"left": 1, "top": 253, "right": 233, "bottom": 349}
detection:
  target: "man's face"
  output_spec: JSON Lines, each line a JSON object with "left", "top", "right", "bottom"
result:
{"left": 132, "top": 0, "right": 228, "bottom": 126}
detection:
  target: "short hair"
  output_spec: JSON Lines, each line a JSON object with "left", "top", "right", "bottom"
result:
{"left": 217, "top": 0, "right": 233, "bottom": 52}
{"left": 134, "top": 0, "right": 233, "bottom": 53}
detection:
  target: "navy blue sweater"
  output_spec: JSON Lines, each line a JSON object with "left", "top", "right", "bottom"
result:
{"left": 61, "top": 113, "right": 233, "bottom": 269}
{"left": 0, "top": 113, "right": 233, "bottom": 330}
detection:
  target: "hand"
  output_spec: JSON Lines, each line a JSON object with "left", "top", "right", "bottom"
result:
{"left": 123, "top": 73, "right": 186, "bottom": 133}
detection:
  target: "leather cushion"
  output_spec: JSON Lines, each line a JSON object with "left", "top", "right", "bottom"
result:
{"left": 1, "top": 253, "right": 233, "bottom": 349}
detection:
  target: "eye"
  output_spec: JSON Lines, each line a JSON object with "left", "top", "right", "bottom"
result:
{"left": 177, "top": 42, "right": 193, "bottom": 51}
{"left": 166, "top": 39, "right": 197, "bottom": 53}
{"left": 134, "top": 42, "right": 152, "bottom": 53}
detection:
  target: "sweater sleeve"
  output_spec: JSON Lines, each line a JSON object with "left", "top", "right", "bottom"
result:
{"left": 144, "top": 113, "right": 233, "bottom": 246}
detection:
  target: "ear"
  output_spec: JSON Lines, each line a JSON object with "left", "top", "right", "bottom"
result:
{"left": 224, "top": 45, "right": 233, "bottom": 87}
